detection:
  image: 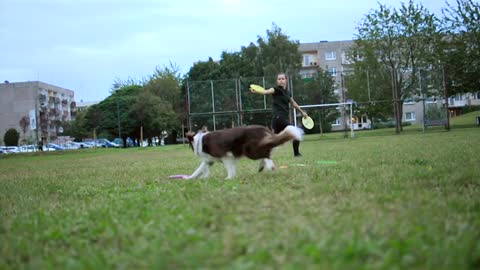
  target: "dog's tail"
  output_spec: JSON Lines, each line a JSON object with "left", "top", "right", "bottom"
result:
{"left": 260, "top": 125, "right": 304, "bottom": 148}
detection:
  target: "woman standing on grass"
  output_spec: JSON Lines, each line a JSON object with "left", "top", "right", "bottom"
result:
{"left": 250, "top": 73, "right": 308, "bottom": 157}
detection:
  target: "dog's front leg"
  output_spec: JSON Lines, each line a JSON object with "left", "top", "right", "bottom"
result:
{"left": 222, "top": 158, "right": 237, "bottom": 179}
{"left": 258, "top": 159, "right": 266, "bottom": 172}
{"left": 188, "top": 161, "right": 208, "bottom": 179}
{"left": 264, "top": 158, "right": 275, "bottom": 171}
{"left": 199, "top": 161, "right": 214, "bottom": 178}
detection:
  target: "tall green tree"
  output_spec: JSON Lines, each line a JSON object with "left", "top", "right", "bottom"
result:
{"left": 130, "top": 89, "right": 177, "bottom": 145}
{"left": 186, "top": 23, "right": 300, "bottom": 81}
{"left": 257, "top": 23, "right": 302, "bottom": 78}
{"left": 184, "top": 23, "right": 302, "bottom": 129}
{"left": 144, "top": 64, "right": 184, "bottom": 116}
{"left": 354, "top": 0, "right": 440, "bottom": 132}
{"left": 345, "top": 43, "right": 393, "bottom": 124}
{"left": 187, "top": 57, "right": 221, "bottom": 81}
{"left": 63, "top": 110, "right": 89, "bottom": 141}
{"left": 441, "top": 0, "right": 480, "bottom": 94}
{"left": 83, "top": 84, "right": 141, "bottom": 141}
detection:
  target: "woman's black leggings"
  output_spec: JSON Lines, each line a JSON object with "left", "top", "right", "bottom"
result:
{"left": 271, "top": 115, "right": 301, "bottom": 156}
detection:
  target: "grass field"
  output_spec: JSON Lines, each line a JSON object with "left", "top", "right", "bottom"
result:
{"left": 450, "top": 111, "right": 480, "bottom": 127}
{"left": 1, "top": 126, "right": 479, "bottom": 269}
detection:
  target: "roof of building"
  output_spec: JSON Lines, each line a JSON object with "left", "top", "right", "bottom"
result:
{"left": 299, "top": 40, "right": 355, "bottom": 52}
{"left": 77, "top": 101, "right": 99, "bottom": 107}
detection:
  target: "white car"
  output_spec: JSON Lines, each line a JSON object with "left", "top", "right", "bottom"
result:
{"left": 0, "top": 146, "right": 19, "bottom": 154}
{"left": 64, "top": 141, "right": 93, "bottom": 149}
{"left": 18, "top": 145, "right": 38, "bottom": 152}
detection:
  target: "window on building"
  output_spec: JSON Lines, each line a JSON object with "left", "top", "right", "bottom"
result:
{"left": 332, "top": 118, "right": 340, "bottom": 126}
{"left": 476, "top": 92, "right": 480, "bottom": 99}
{"left": 405, "top": 112, "right": 416, "bottom": 121}
{"left": 303, "top": 55, "right": 310, "bottom": 66}
{"left": 404, "top": 98, "right": 415, "bottom": 104}
{"left": 325, "top": 51, "right": 336, "bottom": 60}
{"left": 328, "top": 67, "right": 337, "bottom": 76}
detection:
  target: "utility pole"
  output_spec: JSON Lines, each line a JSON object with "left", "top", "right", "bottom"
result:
{"left": 116, "top": 96, "right": 121, "bottom": 138}
{"left": 114, "top": 84, "right": 121, "bottom": 139}
{"left": 420, "top": 69, "right": 426, "bottom": 133}
{"left": 366, "top": 70, "right": 371, "bottom": 102}
{"left": 35, "top": 94, "right": 39, "bottom": 148}
{"left": 341, "top": 72, "right": 348, "bottom": 138}
{"left": 442, "top": 65, "right": 450, "bottom": 131}
{"left": 391, "top": 65, "right": 400, "bottom": 134}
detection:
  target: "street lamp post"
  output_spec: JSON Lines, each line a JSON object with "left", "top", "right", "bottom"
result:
{"left": 114, "top": 84, "right": 121, "bottom": 139}
{"left": 116, "top": 96, "right": 121, "bottom": 139}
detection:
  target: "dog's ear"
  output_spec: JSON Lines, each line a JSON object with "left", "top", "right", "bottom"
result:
{"left": 185, "top": 131, "right": 196, "bottom": 151}
{"left": 186, "top": 131, "right": 196, "bottom": 142}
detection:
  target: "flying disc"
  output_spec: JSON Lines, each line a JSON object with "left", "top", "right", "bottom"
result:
{"left": 168, "top": 174, "right": 190, "bottom": 179}
{"left": 302, "top": 116, "right": 314, "bottom": 129}
{"left": 250, "top": 84, "right": 265, "bottom": 94}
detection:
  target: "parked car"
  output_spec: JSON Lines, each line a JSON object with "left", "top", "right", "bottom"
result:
{"left": 113, "top": 137, "right": 134, "bottom": 147}
{"left": 63, "top": 142, "right": 80, "bottom": 149}
{"left": 18, "top": 145, "right": 38, "bottom": 153}
{"left": 64, "top": 141, "right": 92, "bottom": 149}
{"left": 95, "top": 138, "right": 120, "bottom": 148}
{"left": 42, "top": 145, "right": 56, "bottom": 151}
{"left": 0, "top": 146, "right": 19, "bottom": 154}
{"left": 47, "top": 143, "right": 65, "bottom": 151}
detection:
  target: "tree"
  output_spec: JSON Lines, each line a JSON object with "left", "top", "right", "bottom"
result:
{"left": 93, "top": 84, "right": 141, "bottom": 141}
{"left": 187, "top": 57, "right": 221, "bottom": 81}
{"left": 354, "top": 0, "right": 440, "bottom": 133}
{"left": 81, "top": 72, "right": 181, "bottom": 146}
{"left": 4, "top": 128, "right": 20, "bottom": 146}
{"left": 186, "top": 23, "right": 301, "bottom": 80}
{"left": 19, "top": 116, "right": 29, "bottom": 144}
{"left": 441, "top": 0, "right": 480, "bottom": 94}
{"left": 294, "top": 69, "right": 338, "bottom": 134}
{"left": 184, "top": 23, "right": 302, "bottom": 130}
{"left": 257, "top": 23, "right": 302, "bottom": 78}
{"left": 130, "top": 89, "right": 177, "bottom": 146}
{"left": 63, "top": 110, "right": 89, "bottom": 141}
{"left": 83, "top": 104, "right": 104, "bottom": 140}
{"left": 144, "top": 64, "right": 184, "bottom": 117}
{"left": 143, "top": 64, "right": 184, "bottom": 143}
{"left": 345, "top": 44, "right": 393, "bottom": 124}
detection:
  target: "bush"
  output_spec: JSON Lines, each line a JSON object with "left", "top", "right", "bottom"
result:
{"left": 373, "top": 121, "right": 411, "bottom": 129}
{"left": 4, "top": 128, "right": 20, "bottom": 146}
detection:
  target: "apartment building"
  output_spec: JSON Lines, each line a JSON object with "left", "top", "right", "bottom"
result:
{"left": 0, "top": 81, "right": 76, "bottom": 144}
{"left": 402, "top": 92, "right": 480, "bottom": 125}
{"left": 298, "top": 40, "right": 371, "bottom": 130}
{"left": 299, "top": 40, "right": 355, "bottom": 88}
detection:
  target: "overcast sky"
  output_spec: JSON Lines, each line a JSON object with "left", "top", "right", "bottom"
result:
{"left": 1, "top": 0, "right": 446, "bottom": 102}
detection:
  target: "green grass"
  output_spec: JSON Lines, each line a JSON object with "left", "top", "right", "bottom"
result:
{"left": 451, "top": 110, "right": 480, "bottom": 127}
{"left": 1, "top": 128, "right": 480, "bottom": 269}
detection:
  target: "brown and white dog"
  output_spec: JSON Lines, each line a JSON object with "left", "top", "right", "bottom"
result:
{"left": 186, "top": 125, "right": 303, "bottom": 179}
